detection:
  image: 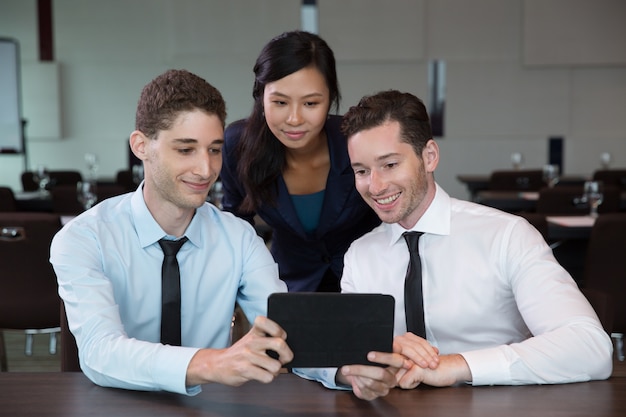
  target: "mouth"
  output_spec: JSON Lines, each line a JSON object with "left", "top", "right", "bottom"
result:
{"left": 374, "top": 192, "right": 400, "bottom": 206}
{"left": 183, "top": 180, "right": 212, "bottom": 193}
{"left": 283, "top": 130, "right": 306, "bottom": 140}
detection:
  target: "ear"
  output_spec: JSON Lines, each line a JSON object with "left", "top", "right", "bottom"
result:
{"left": 422, "top": 139, "right": 439, "bottom": 173}
{"left": 129, "top": 130, "right": 149, "bottom": 161}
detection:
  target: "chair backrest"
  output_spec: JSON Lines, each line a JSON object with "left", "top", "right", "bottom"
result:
{"left": 593, "top": 169, "right": 626, "bottom": 190}
{"left": 60, "top": 303, "right": 81, "bottom": 372}
{"left": 0, "top": 187, "right": 17, "bottom": 212}
{"left": 21, "top": 170, "right": 83, "bottom": 192}
{"left": 0, "top": 212, "right": 62, "bottom": 329}
{"left": 488, "top": 170, "right": 544, "bottom": 191}
{"left": 51, "top": 184, "right": 127, "bottom": 215}
{"left": 582, "top": 213, "right": 626, "bottom": 333}
{"left": 536, "top": 185, "right": 620, "bottom": 215}
{"left": 51, "top": 185, "right": 83, "bottom": 215}
{"left": 115, "top": 169, "right": 137, "bottom": 192}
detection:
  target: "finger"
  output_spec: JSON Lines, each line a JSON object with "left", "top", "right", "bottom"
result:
{"left": 396, "top": 365, "right": 423, "bottom": 390}
{"left": 394, "top": 334, "right": 439, "bottom": 369}
{"left": 342, "top": 367, "right": 395, "bottom": 401}
{"left": 251, "top": 316, "right": 287, "bottom": 339}
{"left": 367, "top": 351, "right": 410, "bottom": 370}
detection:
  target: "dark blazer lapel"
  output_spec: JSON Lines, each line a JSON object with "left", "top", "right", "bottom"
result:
{"left": 275, "top": 176, "right": 307, "bottom": 237}
{"left": 315, "top": 116, "right": 355, "bottom": 237}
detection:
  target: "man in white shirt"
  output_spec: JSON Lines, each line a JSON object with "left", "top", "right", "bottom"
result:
{"left": 303, "top": 90, "right": 613, "bottom": 400}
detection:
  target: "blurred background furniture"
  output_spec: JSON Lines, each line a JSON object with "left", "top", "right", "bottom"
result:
{"left": 21, "top": 170, "right": 83, "bottom": 192}
{"left": 115, "top": 169, "right": 137, "bottom": 192}
{"left": 488, "top": 169, "right": 545, "bottom": 191}
{"left": 0, "top": 212, "right": 63, "bottom": 371}
{"left": 60, "top": 303, "right": 80, "bottom": 372}
{"left": 582, "top": 213, "right": 626, "bottom": 361}
{"left": 51, "top": 184, "right": 127, "bottom": 215}
{"left": 593, "top": 169, "right": 626, "bottom": 190}
{"left": 0, "top": 187, "right": 18, "bottom": 212}
{"left": 536, "top": 185, "right": 620, "bottom": 216}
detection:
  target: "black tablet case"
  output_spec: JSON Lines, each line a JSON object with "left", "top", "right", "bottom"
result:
{"left": 267, "top": 292, "right": 395, "bottom": 368}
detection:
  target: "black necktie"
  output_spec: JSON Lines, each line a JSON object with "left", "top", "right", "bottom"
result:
{"left": 403, "top": 231, "right": 426, "bottom": 338}
{"left": 158, "top": 237, "right": 188, "bottom": 346}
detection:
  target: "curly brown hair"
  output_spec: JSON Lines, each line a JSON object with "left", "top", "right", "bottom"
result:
{"left": 135, "top": 69, "right": 227, "bottom": 138}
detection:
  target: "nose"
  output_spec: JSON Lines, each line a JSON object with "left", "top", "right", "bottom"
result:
{"left": 194, "top": 151, "right": 213, "bottom": 178}
{"left": 369, "top": 170, "right": 386, "bottom": 195}
{"left": 286, "top": 105, "right": 303, "bottom": 125}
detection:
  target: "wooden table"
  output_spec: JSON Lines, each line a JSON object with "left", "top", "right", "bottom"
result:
{"left": 1, "top": 372, "right": 624, "bottom": 417}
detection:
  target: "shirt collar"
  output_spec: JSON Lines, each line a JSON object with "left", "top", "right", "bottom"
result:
{"left": 388, "top": 183, "right": 452, "bottom": 245}
{"left": 130, "top": 183, "right": 205, "bottom": 249}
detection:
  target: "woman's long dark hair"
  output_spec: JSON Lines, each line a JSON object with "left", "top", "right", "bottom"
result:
{"left": 235, "top": 30, "right": 341, "bottom": 212}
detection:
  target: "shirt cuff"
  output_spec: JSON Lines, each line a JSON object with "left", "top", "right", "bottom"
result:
{"left": 460, "top": 347, "right": 513, "bottom": 386}
{"left": 292, "top": 368, "right": 351, "bottom": 391}
{"left": 153, "top": 346, "right": 202, "bottom": 395}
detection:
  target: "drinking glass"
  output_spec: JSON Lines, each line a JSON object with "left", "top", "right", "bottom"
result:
{"left": 77, "top": 180, "right": 98, "bottom": 210}
{"left": 511, "top": 152, "right": 524, "bottom": 170}
{"left": 600, "top": 152, "right": 612, "bottom": 169}
{"left": 132, "top": 165, "right": 144, "bottom": 185}
{"left": 583, "top": 181, "right": 603, "bottom": 218}
{"left": 84, "top": 153, "right": 99, "bottom": 179}
{"left": 33, "top": 165, "right": 51, "bottom": 196}
{"left": 542, "top": 164, "right": 560, "bottom": 188}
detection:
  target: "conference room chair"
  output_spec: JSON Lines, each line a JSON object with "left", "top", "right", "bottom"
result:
{"left": 115, "top": 169, "right": 137, "bottom": 192}
{"left": 0, "top": 187, "right": 18, "bottom": 212}
{"left": 50, "top": 185, "right": 83, "bottom": 215}
{"left": 0, "top": 212, "right": 63, "bottom": 371}
{"left": 21, "top": 170, "right": 83, "bottom": 192}
{"left": 536, "top": 185, "right": 621, "bottom": 216}
{"left": 582, "top": 213, "right": 626, "bottom": 361}
{"left": 51, "top": 184, "right": 128, "bottom": 215}
{"left": 60, "top": 303, "right": 81, "bottom": 372}
{"left": 488, "top": 169, "right": 544, "bottom": 191}
{"left": 592, "top": 169, "right": 626, "bottom": 190}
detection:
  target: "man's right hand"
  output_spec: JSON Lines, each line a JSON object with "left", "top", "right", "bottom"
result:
{"left": 185, "top": 316, "right": 293, "bottom": 387}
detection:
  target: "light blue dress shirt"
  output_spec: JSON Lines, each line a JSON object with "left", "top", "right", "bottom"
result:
{"left": 50, "top": 185, "right": 286, "bottom": 395}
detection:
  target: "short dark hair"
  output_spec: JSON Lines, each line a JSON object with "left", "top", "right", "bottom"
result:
{"left": 341, "top": 90, "right": 432, "bottom": 156}
{"left": 135, "top": 69, "right": 227, "bottom": 138}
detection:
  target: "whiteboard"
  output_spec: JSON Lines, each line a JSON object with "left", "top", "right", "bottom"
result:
{"left": 0, "top": 38, "right": 23, "bottom": 153}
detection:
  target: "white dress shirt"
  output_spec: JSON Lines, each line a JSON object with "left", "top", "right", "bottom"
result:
{"left": 51, "top": 186, "right": 286, "bottom": 395}
{"left": 299, "top": 184, "right": 612, "bottom": 388}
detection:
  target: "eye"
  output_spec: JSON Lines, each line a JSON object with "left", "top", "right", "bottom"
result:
{"left": 272, "top": 100, "right": 287, "bottom": 106}
{"left": 353, "top": 168, "right": 368, "bottom": 177}
{"left": 304, "top": 101, "right": 320, "bottom": 107}
{"left": 384, "top": 162, "right": 398, "bottom": 169}
{"left": 178, "top": 148, "right": 193, "bottom": 155}
{"left": 209, "top": 147, "right": 222, "bottom": 155}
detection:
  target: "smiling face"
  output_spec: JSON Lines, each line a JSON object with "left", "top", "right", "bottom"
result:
{"left": 131, "top": 109, "right": 224, "bottom": 217}
{"left": 262, "top": 66, "right": 330, "bottom": 152}
{"left": 348, "top": 121, "right": 439, "bottom": 229}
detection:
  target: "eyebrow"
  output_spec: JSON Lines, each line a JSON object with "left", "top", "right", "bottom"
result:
{"left": 171, "top": 138, "right": 224, "bottom": 145}
{"left": 267, "top": 91, "right": 325, "bottom": 99}
{"left": 350, "top": 153, "right": 402, "bottom": 169}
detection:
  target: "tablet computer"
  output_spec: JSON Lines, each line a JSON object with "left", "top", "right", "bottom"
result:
{"left": 267, "top": 292, "right": 395, "bottom": 368}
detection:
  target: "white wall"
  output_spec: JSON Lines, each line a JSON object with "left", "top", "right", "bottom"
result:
{"left": 0, "top": 0, "right": 625, "bottom": 199}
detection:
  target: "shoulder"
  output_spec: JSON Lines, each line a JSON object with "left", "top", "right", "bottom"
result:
{"left": 325, "top": 114, "right": 344, "bottom": 136}
{"left": 224, "top": 119, "right": 247, "bottom": 143}
{"left": 200, "top": 203, "right": 258, "bottom": 237}
{"left": 52, "top": 193, "right": 133, "bottom": 246}
{"left": 347, "top": 222, "right": 389, "bottom": 252}
{"left": 223, "top": 118, "right": 248, "bottom": 153}
{"left": 449, "top": 197, "right": 537, "bottom": 238}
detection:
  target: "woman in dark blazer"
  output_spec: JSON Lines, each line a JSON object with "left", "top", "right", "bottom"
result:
{"left": 220, "top": 31, "right": 379, "bottom": 292}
